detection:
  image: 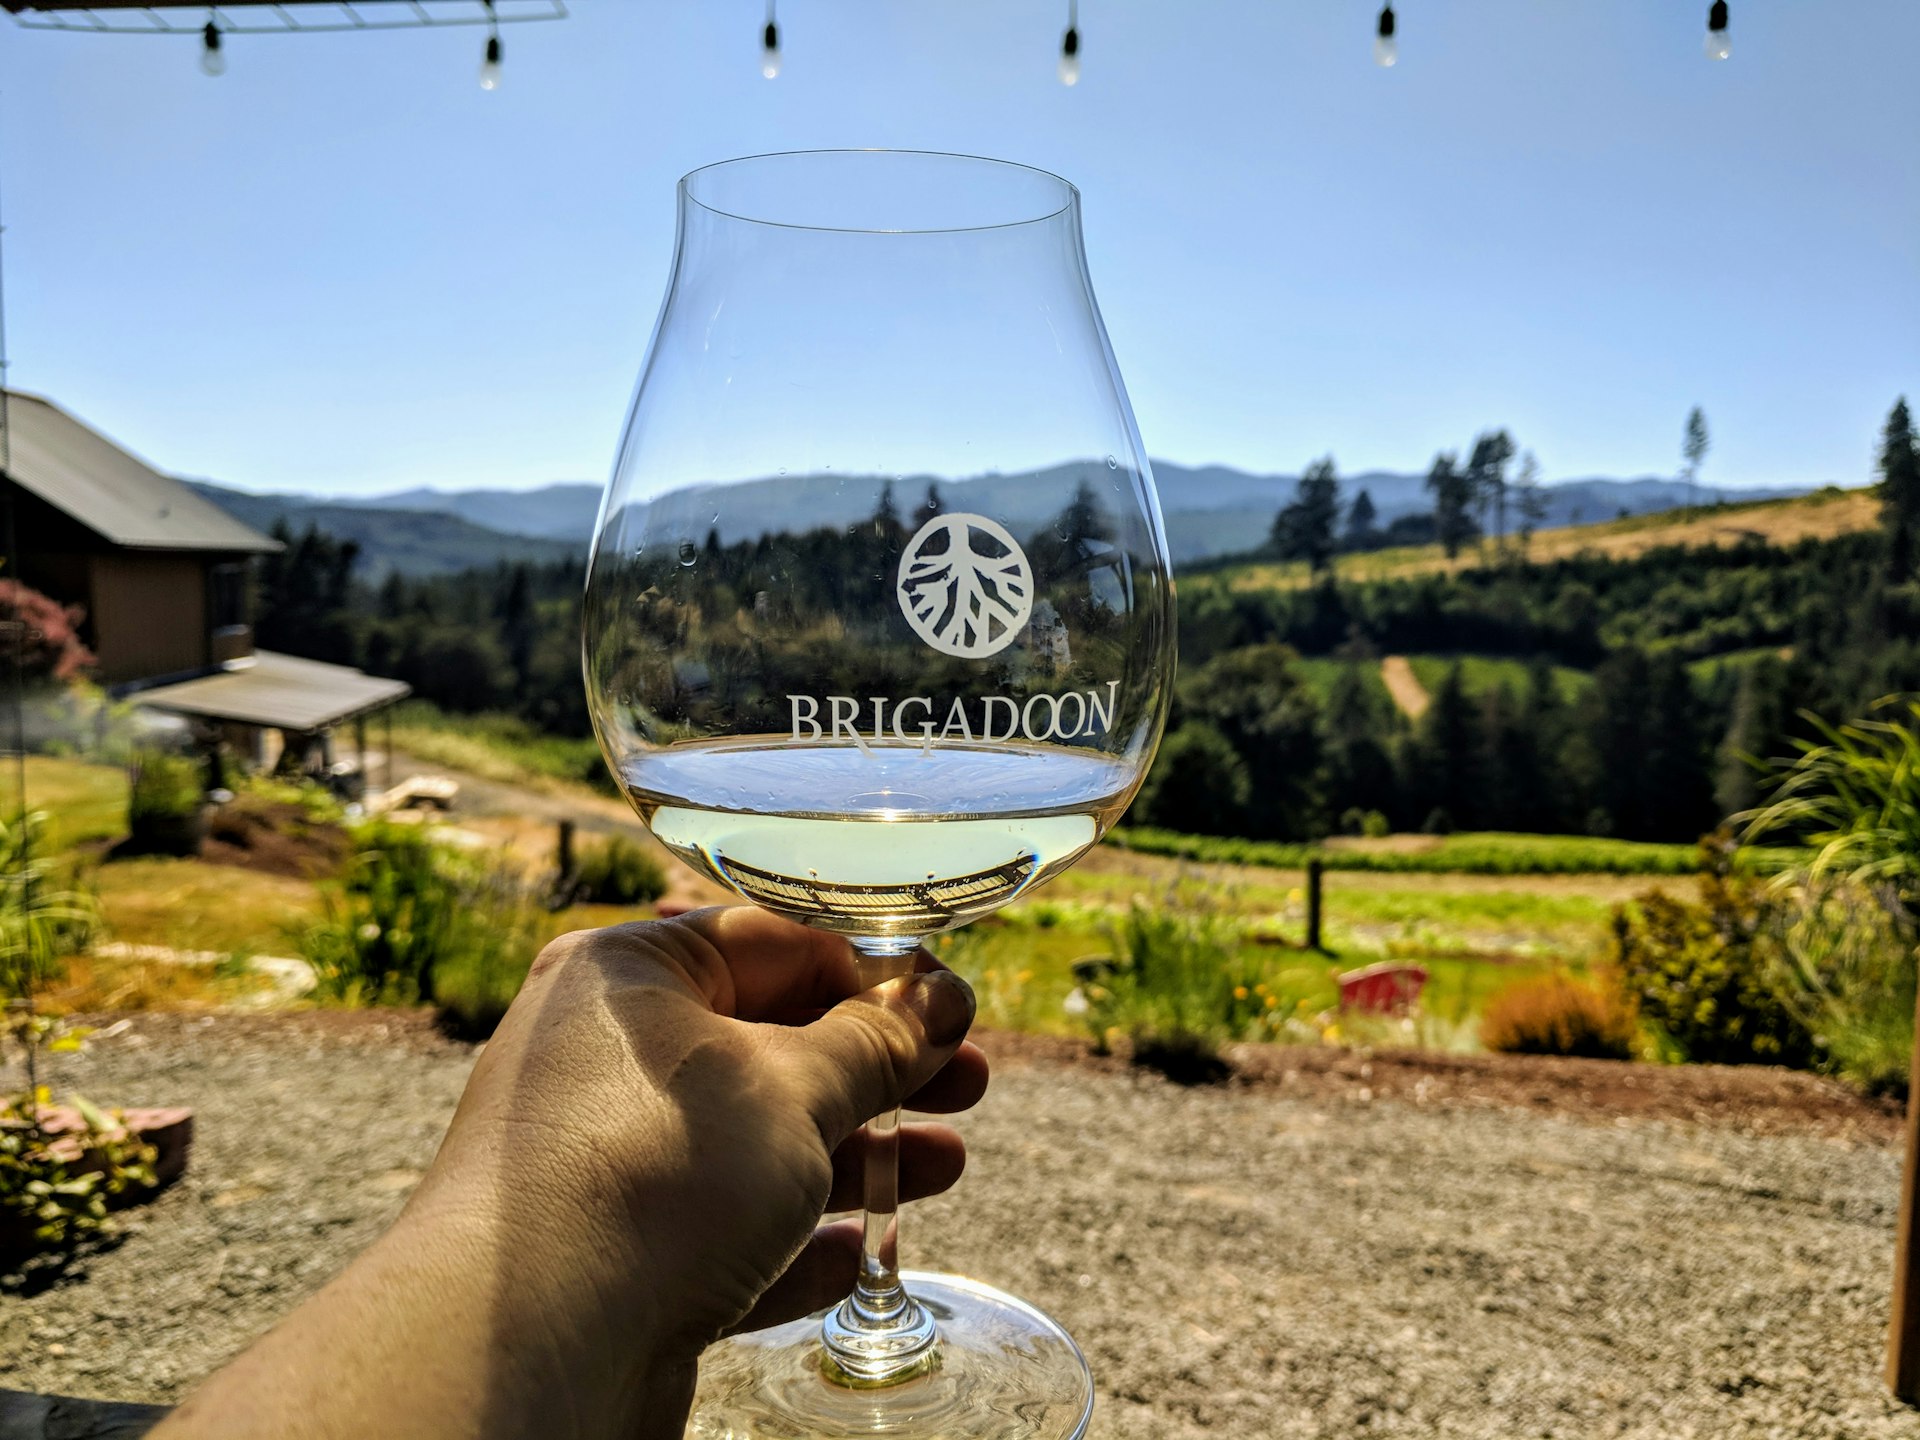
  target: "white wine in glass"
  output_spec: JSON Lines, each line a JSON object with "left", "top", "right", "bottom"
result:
{"left": 585, "top": 150, "right": 1175, "bottom": 1440}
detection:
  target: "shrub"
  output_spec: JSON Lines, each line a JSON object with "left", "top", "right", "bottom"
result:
{"left": 1611, "top": 833, "right": 1814, "bottom": 1067}
{"left": 569, "top": 835, "right": 667, "bottom": 906}
{"left": 0, "top": 580, "right": 94, "bottom": 686}
{"left": 1480, "top": 975, "right": 1636, "bottom": 1060}
{"left": 296, "top": 821, "right": 540, "bottom": 1030}
{"left": 1079, "top": 899, "right": 1247, "bottom": 1082}
{"left": 126, "top": 750, "right": 203, "bottom": 856}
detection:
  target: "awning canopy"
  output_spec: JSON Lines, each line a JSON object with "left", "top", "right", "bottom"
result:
{"left": 132, "top": 650, "right": 410, "bottom": 733}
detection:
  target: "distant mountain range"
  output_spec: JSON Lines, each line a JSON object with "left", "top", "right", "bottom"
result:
{"left": 187, "top": 465, "right": 1818, "bottom": 578}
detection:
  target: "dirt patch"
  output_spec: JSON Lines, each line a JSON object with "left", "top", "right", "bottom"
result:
{"left": 975, "top": 1028, "right": 1903, "bottom": 1145}
{"left": 2, "top": 1010, "right": 1911, "bottom": 1438}
{"left": 1379, "top": 653, "right": 1430, "bottom": 719}
{"left": 198, "top": 799, "right": 350, "bottom": 879}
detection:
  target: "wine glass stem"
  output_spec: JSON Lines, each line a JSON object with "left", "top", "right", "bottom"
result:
{"left": 819, "top": 938, "right": 940, "bottom": 1382}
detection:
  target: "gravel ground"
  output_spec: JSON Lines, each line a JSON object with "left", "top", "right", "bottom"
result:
{"left": 2, "top": 1013, "right": 1914, "bottom": 1439}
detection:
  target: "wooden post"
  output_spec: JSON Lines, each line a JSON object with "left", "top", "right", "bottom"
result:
{"left": 557, "top": 819, "right": 576, "bottom": 883}
{"left": 1886, "top": 980, "right": 1920, "bottom": 1401}
{"left": 1305, "top": 858, "right": 1324, "bottom": 953}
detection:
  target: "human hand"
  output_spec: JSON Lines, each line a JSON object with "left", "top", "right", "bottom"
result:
{"left": 419, "top": 907, "right": 986, "bottom": 1352}
{"left": 154, "top": 908, "right": 982, "bottom": 1440}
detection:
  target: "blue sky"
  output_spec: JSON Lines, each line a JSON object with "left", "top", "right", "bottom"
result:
{"left": 6, "top": 0, "right": 1917, "bottom": 498}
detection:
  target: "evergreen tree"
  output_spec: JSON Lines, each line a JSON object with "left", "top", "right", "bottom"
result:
{"left": 1682, "top": 406, "right": 1710, "bottom": 516}
{"left": 1425, "top": 452, "right": 1477, "bottom": 559}
{"left": 1134, "top": 722, "right": 1251, "bottom": 835}
{"left": 1343, "top": 489, "right": 1380, "bottom": 551}
{"left": 1179, "top": 643, "right": 1324, "bottom": 840}
{"left": 1413, "top": 662, "right": 1481, "bottom": 830}
{"left": 913, "top": 482, "right": 944, "bottom": 530}
{"left": 1512, "top": 451, "right": 1547, "bottom": 551}
{"left": 1270, "top": 457, "right": 1342, "bottom": 574}
{"left": 1466, "top": 429, "right": 1517, "bottom": 551}
{"left": 1713, "top": 655, "right": 1788, "bottom": 818}
{"left": 1879, "top": 397, "right": 1919, "bottom": 583}
{"left": 497, "top": 564, "right": 536, "bottom": 685}
{"left": 1320, "top": 650, "right": 1399, "bottom": 820}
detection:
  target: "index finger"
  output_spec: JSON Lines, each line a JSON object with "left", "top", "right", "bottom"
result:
{"left": 673, "top": 907, "right": 952, "bottom": 1021}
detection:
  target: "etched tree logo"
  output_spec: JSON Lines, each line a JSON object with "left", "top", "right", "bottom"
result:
{"left": 896, "top": 512, "right": 1033, "bottom": 659}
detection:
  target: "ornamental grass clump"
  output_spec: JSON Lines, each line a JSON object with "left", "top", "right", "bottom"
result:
{"left": 296, "top": 820, "right": 540, "bottom": 1033}
{"left": 1741, "top": 698, "right": 1920, "bottom": 1095}
{"left": 1480, "top": 974, "right": 1636, "bottom": 1060}
{"left": 1079, "top": 897, "right": 1248, "bottom": 1083}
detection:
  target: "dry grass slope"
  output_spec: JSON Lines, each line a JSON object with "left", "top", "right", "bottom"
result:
{"left": 1223, "top": 486, "right": 1877, "bottom": 592}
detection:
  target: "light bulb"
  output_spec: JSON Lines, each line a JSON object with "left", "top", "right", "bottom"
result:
{"left": 479, "top": 33, "right": 502, "bottom": 90}
{"left": 1374, "top": 5, "right": 1397, "bottom": 68}
{"left": 1705, "top": 1, "right": 1730, "bottom": 60}
{"left": 200, "top": 22, "right": 225, "bottom": 77}
{"left": 1058, "top": 27, "right": 1080, "bottom": 86}
{"left": 761, "top": 22, "right": 781, "bottom": 79}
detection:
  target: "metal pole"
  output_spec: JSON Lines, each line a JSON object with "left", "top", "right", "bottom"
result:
{"left": 1305, "top": 858, "right": 1324, "bottom": 953}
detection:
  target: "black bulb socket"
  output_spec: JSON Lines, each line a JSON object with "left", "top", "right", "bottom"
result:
{"left": 1708, "top": 1, "right": 1728, "bottom": 33}
{"left": 1378, "top": 6, "right": 1396, "bottom": 40}
{"left": 764, "top": 21, "right": 779, "bottom": 50}
{"left": 203, "top": 21, "right": 221, "bottom": 52}
{"left": 1063, "top": 26, "right": 1079, "bottom": 57}
{"left": 485, "top": 33, "right": 501, "bottom": 64}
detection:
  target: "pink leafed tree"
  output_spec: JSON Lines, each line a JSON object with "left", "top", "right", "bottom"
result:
{"left": 0, "top": 579, "right": 96, "bottom": 684}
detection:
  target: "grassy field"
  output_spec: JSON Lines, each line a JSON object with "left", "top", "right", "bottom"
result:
{"left": 1106, "top": 825, "right": 1783, "bottom": 876}
{"left": 18, "top": 755, "right": 127, "bottom": 850}
{"left": 1403, "top": 654, "right": 1591, "bottom": 706}
{"left": 388, "top": 701, "right": 611, "bottom": 795}
{"left": 18, "top": 745, "right": 1698, "bottom": 1054}
{"left": 1217, "top": 486, "right": 1875, "bottom": 593}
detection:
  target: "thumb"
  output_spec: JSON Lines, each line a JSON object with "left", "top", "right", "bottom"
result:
{"left": 776, "top": 970, "right": 976, "bottom": 1149}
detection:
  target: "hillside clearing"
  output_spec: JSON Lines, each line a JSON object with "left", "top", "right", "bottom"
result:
{"left": 1379, "top": 655, "right": 1429, "bottom": 718}
{"left": 1219, "top": 486, "right": 1876, "bottom": 592}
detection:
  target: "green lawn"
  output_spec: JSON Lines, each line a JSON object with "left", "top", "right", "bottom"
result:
{"left": 1404, "top": 653, "right": 1591, "bottom": 706}
{"left": 1289, "top": 656, "right": 1395, "bottom": 709}
{"left": 19, "top": 755, "right": 127, "bottom": 851}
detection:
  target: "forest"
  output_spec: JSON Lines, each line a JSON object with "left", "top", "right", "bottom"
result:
{"left": 250, "top": 399, "right": 1920, "bottom": 846}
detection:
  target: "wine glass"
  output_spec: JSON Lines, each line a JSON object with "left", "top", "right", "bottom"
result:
{"left": 584, "top": 150, "right": 1174, "bottom": 1440}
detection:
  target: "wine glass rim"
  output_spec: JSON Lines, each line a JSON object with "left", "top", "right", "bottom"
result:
{"left": 678, "top": 148, "right": 1079, "bottom": 235}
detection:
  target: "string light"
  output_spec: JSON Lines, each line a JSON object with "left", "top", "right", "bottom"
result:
{"left": 478, "top": 0, "right": 502, "bottom": 89}
{"left": 1058, "top": 0, "right": 1080, "bottom": 86}
{"left": 200, "top": 19, "right": 225, "bottom": 76}
{"left": 761, "top": 1, "right": 781, "bottom": 79}
{"left": 1704, "top": 0, "right": 1730, "bottom": 61}
{"left": 1374, "top": 4, "right": 1397, "bottom": 67}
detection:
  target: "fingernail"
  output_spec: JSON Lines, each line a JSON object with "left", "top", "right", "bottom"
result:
{"left": 905, "top": 971, "right": 975, "bottom": 1046}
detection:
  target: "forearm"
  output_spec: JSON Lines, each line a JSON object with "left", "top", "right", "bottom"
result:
{"left": 150, "top": 1199, "right": 690, "bottom": 1440}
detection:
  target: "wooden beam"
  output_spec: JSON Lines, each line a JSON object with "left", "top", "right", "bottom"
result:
{"left": 1887, "top": 981, "right": 1920, "bottom": 1401}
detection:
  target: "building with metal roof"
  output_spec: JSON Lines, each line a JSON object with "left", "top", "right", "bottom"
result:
{"left": 9, "top": 390, "right": 408, "bottom": 770}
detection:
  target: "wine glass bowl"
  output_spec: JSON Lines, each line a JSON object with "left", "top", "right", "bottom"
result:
{"left": 585, "top": 150, "right": 1174, "bottom": 1439}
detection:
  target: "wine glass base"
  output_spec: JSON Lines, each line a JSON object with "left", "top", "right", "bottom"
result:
{"left": 687, "top": 1271, "right": 1094, "bottom": 1439}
